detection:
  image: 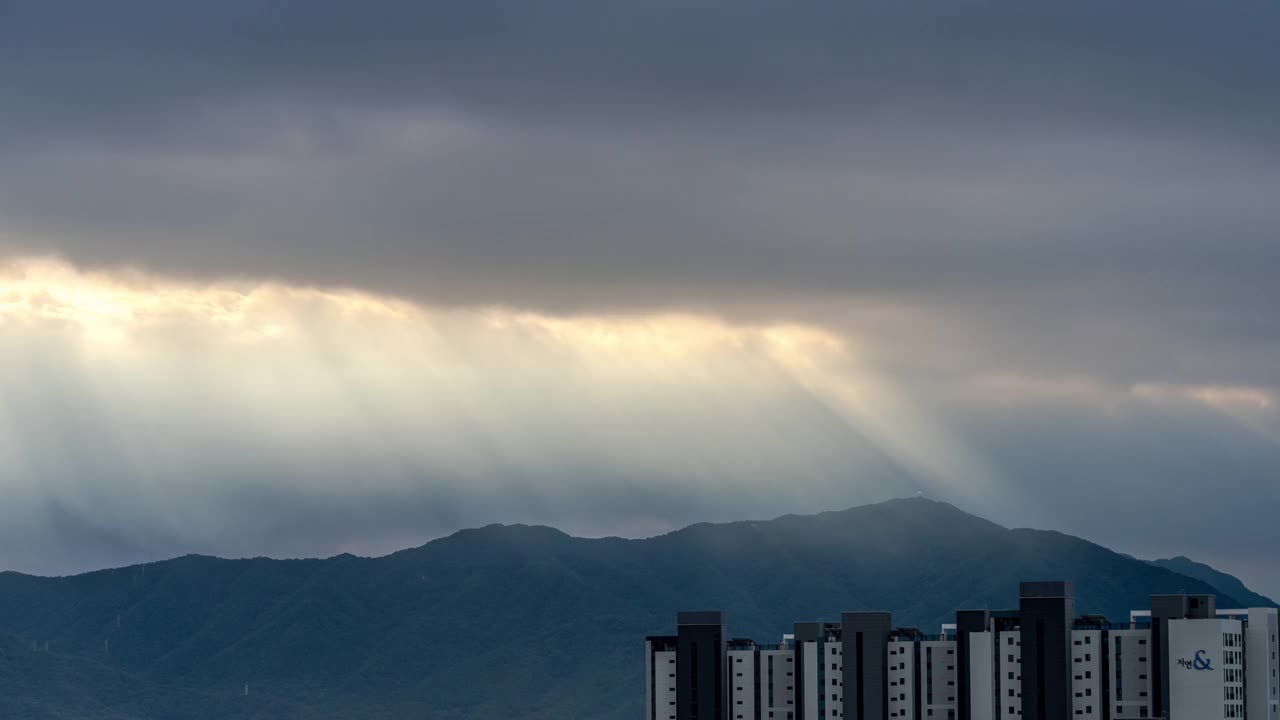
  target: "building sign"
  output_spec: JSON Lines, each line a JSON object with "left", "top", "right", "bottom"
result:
{"left": 1175, "top": 650, "right": 1214, "bottom": 671}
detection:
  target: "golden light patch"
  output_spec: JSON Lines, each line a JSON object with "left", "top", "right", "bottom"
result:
{"left": 0, "top": 256, "right": 852, "bottom": 366}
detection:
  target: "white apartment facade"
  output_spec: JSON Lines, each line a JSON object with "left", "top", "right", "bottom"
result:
{"left": 647, "top": 589, "right": 1279, "bottom": 720}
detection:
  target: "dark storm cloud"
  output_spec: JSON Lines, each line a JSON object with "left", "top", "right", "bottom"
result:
{"left": 2, "top": 1, "right": 1278, "bottom": 136}
{"left": 2, "top": 2, "right": 1280, "bottom": 594}
{"left": 2, "top": 0, "right": 1278, "bottom": 314}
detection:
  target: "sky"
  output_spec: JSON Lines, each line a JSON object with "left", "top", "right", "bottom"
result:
{"left": 1, "top": 1, "right": 1279, "bottom": 595}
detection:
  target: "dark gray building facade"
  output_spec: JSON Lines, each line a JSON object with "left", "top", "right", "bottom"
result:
{"left": 1018, "top": 582, "right": 1075, "bottom": 720}
{"left": 677, "top": 611, "right": 727, "bottom": 720}
{"left": 842, "top": 612, "right": 893, "bottom": 720}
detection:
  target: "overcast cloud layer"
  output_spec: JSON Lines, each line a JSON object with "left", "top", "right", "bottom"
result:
{"left": 1, "top": 2, "right": 1279, "bottom": 595}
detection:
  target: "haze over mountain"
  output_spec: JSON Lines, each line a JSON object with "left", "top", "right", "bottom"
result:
{"left": 3, "top": 0, "right": 1280, "bottom": 601}
{"left": 0, "top": 498, "right": 1271, "bottom": 719}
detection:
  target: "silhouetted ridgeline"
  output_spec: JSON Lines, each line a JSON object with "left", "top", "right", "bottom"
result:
{"left": 0, "top": 498, "right": 1272, "bottom": 719}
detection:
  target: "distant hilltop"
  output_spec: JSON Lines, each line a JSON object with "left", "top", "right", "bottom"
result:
{"left": 0, "top": 497, "right": 1271, "bottom": 719}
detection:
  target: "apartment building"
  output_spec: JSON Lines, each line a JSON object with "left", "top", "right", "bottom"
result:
{"left": 645, "top": 583, "right": 1279, "bottom": 720}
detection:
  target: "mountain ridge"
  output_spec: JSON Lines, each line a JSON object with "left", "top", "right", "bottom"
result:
{"left": 0, "top": 496, "right": 1267, "bottom": 719}
{"left": 1147, "top": 555, "right": 1277, "bottom": 608}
